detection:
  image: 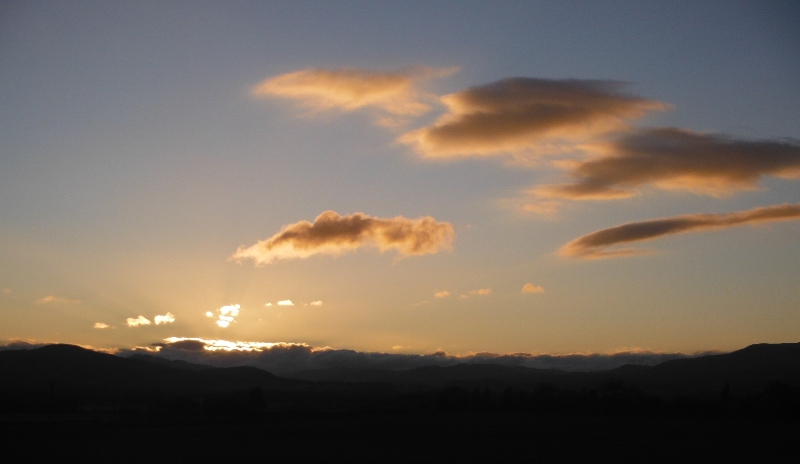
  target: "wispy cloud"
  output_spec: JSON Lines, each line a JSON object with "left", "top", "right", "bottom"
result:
{"left": 93, "top": 322, "right": 110, "bottom": 329}
{"left": 522, "top": 283, "right": 545, "bottom": 294}
{"left": 207, "top": 304, "right": 240, "bottom": 328}
{"left": 561, "top": 202, "right": 800, "bottom": 259}
{"left": 154, "top": 312, "right": 176, "bottom": 325}
{"left": 126, "top": 316, "right": 151, "bottom": 327}
{"left": 460, "top": 288, "right": 491, "bottom": 299}
{"left": 537, "top": 128, "right": 800, "bottom": 200}
{"left": 252, "top": 66, "right": 457, "bottom": 126}
{"left": 434, "top": 290, "right": 451, "bottom": 298}
{"left": 399, "top": 78, "right": 664, "bottom": 159}
{"left": 232, "top": 210, "right": 454, "bottom": 265}
{"left": 36, "top": 295, "right": 81, "bottom": 304}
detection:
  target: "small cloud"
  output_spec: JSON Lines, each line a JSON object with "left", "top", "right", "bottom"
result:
{"left": 154, "top": 312, "right": 176, "bottom": 325}
{"left": 309, "top": 300, "right": 323, "bottom": 306}
{"left": 265, "top": 303, "right": 273, "bottom": 307}
{"left": 561, "top": 202, "right": 800, "bottom": 259}
{"left": 278, "top": 300, "right": 295, "bottom": 306}
{"left": 36, "top": 295, "right": 81, "bottom": 304}
{"left": 93, "top": 322, "right": 110, "bottom": 329}
{"left": 231, "top": 210, "right": 455, "bottom": 265}
{"left": 522, "top": 283, "right": 545, "bottom": 294}
{"left": 126, "top": 316, "right": 151, "bottom": 327}
{"left": 434, "top": 290, "right": 451, "bottom": 298}
{"left": 251, "top": 66, "right": 457, "bottom": 126}
{"left": 208, "top": 304, "right": 240, "bottom": 328}
{"left": 392, "top": 345, "right": 408, "bottom": 351}
{"left": 460, "top": 288, "right": 492, "bottom": 299}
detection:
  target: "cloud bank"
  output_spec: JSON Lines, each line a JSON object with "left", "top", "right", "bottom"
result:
{"left": 232, "top": 210, "right": 454, "bottom": 265}
{"left": 538, "top": 128, "right": 800, "bottom": 200}
{"left": 561, "top": 203, "right": 800, "bottom": 259}
{"left": 399, "top": 78, "right": 664, "bottom": 159}
{"left": 118, "top": 337, "right": 709, "bottom": 376}
{"left": 252, "top": 66, "right": 457, "bottom": 126}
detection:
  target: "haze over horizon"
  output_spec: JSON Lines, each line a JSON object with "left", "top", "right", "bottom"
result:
{"left": 2, "top": 1, "right": 799, "bottom": 361}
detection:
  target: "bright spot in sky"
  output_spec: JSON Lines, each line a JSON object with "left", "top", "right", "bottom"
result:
{"left": 126, "top": 316, "right": 151, "bottom": 327}
{"left": 93, "top": 322, "right": 109, "bottom": 329}
{"left": 154, "top": 312, "right": 176, "bottom": 325}
{"left": 309, "top": 300, "right": 323, "bottom": 306}
{"left": 278, "top": 300, "right": 294, "bottom": 306}
{"left": 209, "top": 304, "right": 241, "bottom": 328}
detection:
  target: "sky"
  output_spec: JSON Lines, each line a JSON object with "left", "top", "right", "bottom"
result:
{"left": 1, "top": 1, "right": 799, "bottom": 365}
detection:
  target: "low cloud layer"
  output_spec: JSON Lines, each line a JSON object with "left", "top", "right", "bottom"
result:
{"left": 561, "top": 203, "right": 800, "bottom": 259}
{"left": 117, "top": 337, "right": 709, "bottom": 376}
{"left": 232, "top": 210, "right": 454, "bottom": 265}
{"left": 399, "top": 78, "right": 664, "bottom": 159}
{"left": 252, "top": 66, "right": 457, "bottom": 126}
{"left": 538, "top": 128, "right": 800, "bottom": 200}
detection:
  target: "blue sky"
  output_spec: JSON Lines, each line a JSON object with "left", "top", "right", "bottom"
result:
{"left": 1, "top": 1, "right": 799, "bottom": 358}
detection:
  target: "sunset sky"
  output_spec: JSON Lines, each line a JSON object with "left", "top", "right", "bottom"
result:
{"left": 2, "top": 1, "right": 799, "bottom": 362}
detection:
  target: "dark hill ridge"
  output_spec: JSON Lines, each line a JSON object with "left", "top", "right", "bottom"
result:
{"left": 0, "top": 344, "right": 285, "bottom": 393}
{"left": 290, "top": 342, "right": 800, "bottom": 394}
{"left": 2, "top": 342, "right": 799, "bottom": 398}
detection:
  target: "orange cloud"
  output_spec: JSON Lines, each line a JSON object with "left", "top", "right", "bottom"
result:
{"left": 537, "top": 128, "right": 800, "bottom": 200}
{"left": 399, "top": 78, "right": 664, "bottom": 159}
{"left": 522, "top": 283, "right": 545, "bottom": 294}
{"left": 93, "top": 322, "right": 110, "bottom": 329}
{"left": 232, "top": 210, "right": 455, "bottom": 265}
{"left": 434, "top": 290, "right": 451, "bottom": 298}
{"left": 561, "top": 202, "right": 800, "bottom": 259}
{"left": 252, "top": 66, "right": 457, "bottom": 126}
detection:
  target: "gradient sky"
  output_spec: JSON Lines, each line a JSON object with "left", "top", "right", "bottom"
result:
{"left": 2, "top": 1, "right": 799, "bottom": 358}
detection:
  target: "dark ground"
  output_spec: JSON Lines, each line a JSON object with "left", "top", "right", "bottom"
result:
{"left": 2, "top": 411, "right": 797, "bottom": 463}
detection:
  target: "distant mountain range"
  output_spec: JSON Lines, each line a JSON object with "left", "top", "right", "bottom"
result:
{"left": 1, "top": 342, "right": 798, "bottom": 395}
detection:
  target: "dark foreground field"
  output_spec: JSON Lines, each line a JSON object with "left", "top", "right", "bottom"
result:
{"left": 2, "top": 343, "right": 799, "bottom": 462}
{"left": 2, "top": 412, "right": 798, "bottom": 462}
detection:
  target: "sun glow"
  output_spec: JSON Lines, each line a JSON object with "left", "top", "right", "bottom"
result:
{"left": 162, "top": 337, "right": 319, "bottom": 352}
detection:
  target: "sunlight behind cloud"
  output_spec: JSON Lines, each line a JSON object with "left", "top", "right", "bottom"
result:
{"left": 154, "top": 312, "right": 176, "bottom": 325}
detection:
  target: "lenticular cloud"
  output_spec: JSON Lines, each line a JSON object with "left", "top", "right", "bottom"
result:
{"left": 231, "top": 210, "right": 455, "bottom": 265}
{"left": 399, "top": 77, "right": 665, "bottom": 159}
{"left": 561, "top": 202, "right": 800, "bottom": 259}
